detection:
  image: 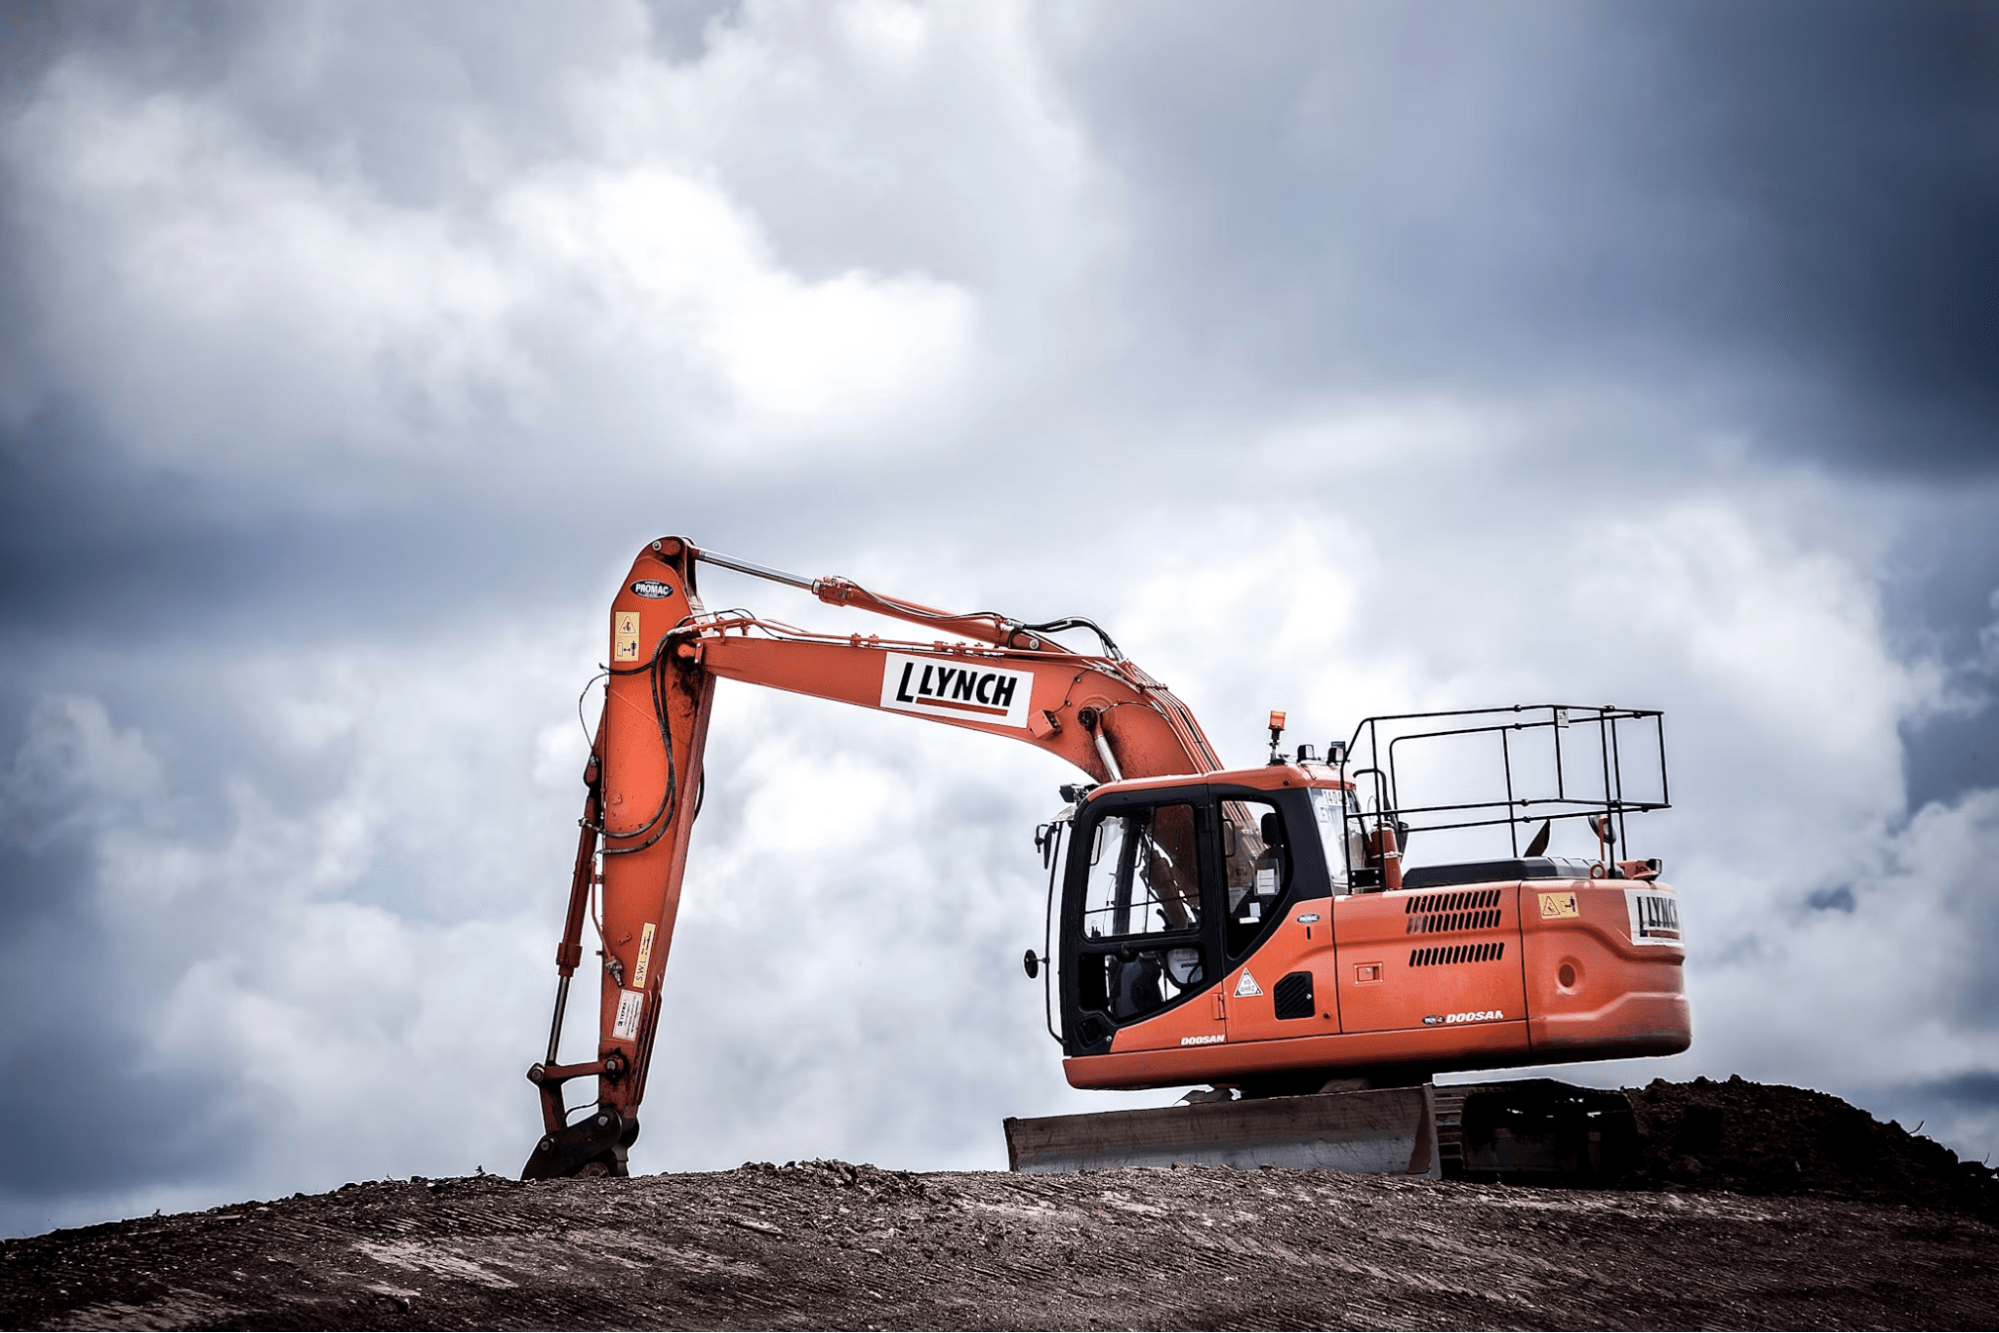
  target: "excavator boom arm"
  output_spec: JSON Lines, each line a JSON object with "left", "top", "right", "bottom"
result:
{"left": 523, "top": 536, "right": 1218, "bottom": 1177}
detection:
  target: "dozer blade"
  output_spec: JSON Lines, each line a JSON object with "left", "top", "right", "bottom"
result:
{"left": 1005, "top": 1085, "right": 1441, "bottom": 1176}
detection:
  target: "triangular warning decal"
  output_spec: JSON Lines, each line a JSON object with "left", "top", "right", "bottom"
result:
{"left": 1233, "top": 969, "right": 1263, "bottom": 998}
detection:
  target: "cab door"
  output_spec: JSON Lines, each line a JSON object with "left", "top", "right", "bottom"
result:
{"left": 1209, "top": 789, "right": 1341, "bottom": 1044}
{"left": 1059, "top": 789, "right": 1224, "bottom": 1056}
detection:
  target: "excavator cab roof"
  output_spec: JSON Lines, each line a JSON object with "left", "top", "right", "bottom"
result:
{"left": 1083, "top": 763, "right": 1352, "bottom": 801}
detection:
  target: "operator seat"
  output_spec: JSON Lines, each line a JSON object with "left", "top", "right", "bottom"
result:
{"left": 1109, "top": 951, "right": 1164, "bottom": 1020}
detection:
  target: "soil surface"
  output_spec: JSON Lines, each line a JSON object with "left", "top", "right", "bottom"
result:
{"left": 1624, "top": 1075, "right": 1999, "bottom": 1216}
{"left": 4, "top": 1079, "right": 1996, "bottom": 1331}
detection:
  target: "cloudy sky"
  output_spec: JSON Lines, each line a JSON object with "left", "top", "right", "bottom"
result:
{"left": 1, "top": 0, "right": 1994, "bottom": 1235}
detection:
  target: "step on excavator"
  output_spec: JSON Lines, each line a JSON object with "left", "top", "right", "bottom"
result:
{"left": 522, "top": 538, "right": 1688, "bottom": 1181}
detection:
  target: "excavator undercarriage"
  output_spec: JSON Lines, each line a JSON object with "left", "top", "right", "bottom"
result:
{"left": 523, "top": 537, "right": 1686, "bottom": 1181}
{"left": 1006, "top": 1080, "right": 1643, "bottom": 1184}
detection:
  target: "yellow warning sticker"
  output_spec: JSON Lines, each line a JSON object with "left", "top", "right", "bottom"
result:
{"left": 613, "top": 610, "right": 641, "bottom": 663}
{"left": 1540, "top": 890, "right": 1580, "bottom": 919}
{"left": 631, "top": 922, "right": 657, "bottom": 990}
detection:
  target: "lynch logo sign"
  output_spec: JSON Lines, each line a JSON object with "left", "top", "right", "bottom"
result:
{"left": 1625, "top": 889, "right": 1682, "bottom": 947}
{"left": 879, "top": 652, "right": 1034, "bottom": 728}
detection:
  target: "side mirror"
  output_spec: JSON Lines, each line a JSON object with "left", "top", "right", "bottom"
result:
{"left": 1022, "top": 949, "right": 1041, "bottom": 980}
{"left": 1035, "top": 821, "right": 1068, "bottom": 870}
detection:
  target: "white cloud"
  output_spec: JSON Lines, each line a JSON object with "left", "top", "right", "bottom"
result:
{"left": 0, "top": 635, "right": 594, "bottom": 1221}
{"left": 1694, "top": 789, "right": 1999, "bottom": 1094}
{"left": 2, "top": 696, "right": 163, "bottom": 843}
{"left": 1, "top": 21, "right": 991, "bottom": 487}
{"left": 4, "top": 64, "right": 523, "bottom": 464}
{"left": 498, "top": 164, "right": 975, "bottom": 437}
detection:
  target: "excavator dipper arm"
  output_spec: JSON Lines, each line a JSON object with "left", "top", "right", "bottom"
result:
{"left": 523, "top": 536, "right": 1219, "bottom": 1178}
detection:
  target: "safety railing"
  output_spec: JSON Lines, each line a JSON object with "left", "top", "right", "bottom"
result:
{"left": 1338, "top": 704, "right": 1668, "bottom": 876}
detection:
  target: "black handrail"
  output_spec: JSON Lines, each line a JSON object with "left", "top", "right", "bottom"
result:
{"left": 1337, "top": 705, "right": 1668, "bottom": 864}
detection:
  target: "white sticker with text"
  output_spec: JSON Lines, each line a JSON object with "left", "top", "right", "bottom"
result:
{"left": 879, "top": 652, "right": 1034, "bottom": 728}
{"left": 612, "top": 988, "right": 645, "bottom": 1040}
{"left": 1625, "top": 888, "right": 1682, "bottom": 947}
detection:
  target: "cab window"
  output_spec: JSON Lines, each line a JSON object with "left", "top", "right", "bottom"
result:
{"left": 1076, "top": 801, "right": 1206, "bottom": 1026}
{"left": 1221, "top": 798, "right": 1286, "bottom": 956}
{"left": 1082, "top": 803, "right": 1201, "bottom": 938}
{"left": 1307, "top": 786, "right": 1367, "bottom": 892}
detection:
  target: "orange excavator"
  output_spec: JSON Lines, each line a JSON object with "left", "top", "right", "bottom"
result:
{"left": 522, "top": 538, "right": 1688, "bottom": 1180}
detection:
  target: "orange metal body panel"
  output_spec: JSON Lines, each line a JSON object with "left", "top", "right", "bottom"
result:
{"left": 1066, "top": 876, "right": 1687, "bottom": 1091}
{"left": 594, "top": 549, "right": 717, "bottom": 1119}
{"left": 1108, "top": 982, "right": 1228, "bottom": 1052}
{"left": 1075, "top": 1018, "right": 1536, "bottom": 1089}
{"left": 1333, "top": 886, "right": 1523, "bottom": 1034}
{"left": 1100, "top": 763, "right": 1339, "bottom": 799}
{"left": 1519, "top": 879, "right": 1690, "bottom": 1059}
{"left": 1221, "top": 898, "right": 1342, "bottom": 1045}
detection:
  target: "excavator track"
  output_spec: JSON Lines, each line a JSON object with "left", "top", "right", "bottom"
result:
{"left": 1431, "top": 1084, "right": 1468, "bottom": 1177}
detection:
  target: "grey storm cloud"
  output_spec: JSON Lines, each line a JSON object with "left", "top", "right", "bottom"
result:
{"left": 0, "top": 0, "right": 1995, "bottom": 1236}
{"left": 1065, "top": 1, "right": 1999, "bottom": 475}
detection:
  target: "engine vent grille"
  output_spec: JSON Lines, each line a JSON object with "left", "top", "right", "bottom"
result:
{"left": 1408, "top": 888, "right": 1502, "bottom": 913}
{"left": 1406, "top": 887, "right": 1504, "bottom": 935}
{"left": 1409, "top": 941, "right": 1506, "bottom": 967}
{"left": 1273, "top": 971, "right": 1315, "bottom": 1020}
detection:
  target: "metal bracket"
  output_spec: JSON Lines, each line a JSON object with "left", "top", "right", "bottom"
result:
{"left": 521, "top": 1106, "right": 638, "bottom": 1180}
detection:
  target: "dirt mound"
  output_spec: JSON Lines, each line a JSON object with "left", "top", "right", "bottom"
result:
{"left": 1623, "top": 1075, "right": 1999, "bottom": 1218}
{"left": 2, "top": 1079, "right": 1995, "bottom": 1330}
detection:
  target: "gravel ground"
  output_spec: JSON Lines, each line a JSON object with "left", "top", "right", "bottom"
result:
{"left": 3, "top": 1080, "right": 1996, "bottom": 1331}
